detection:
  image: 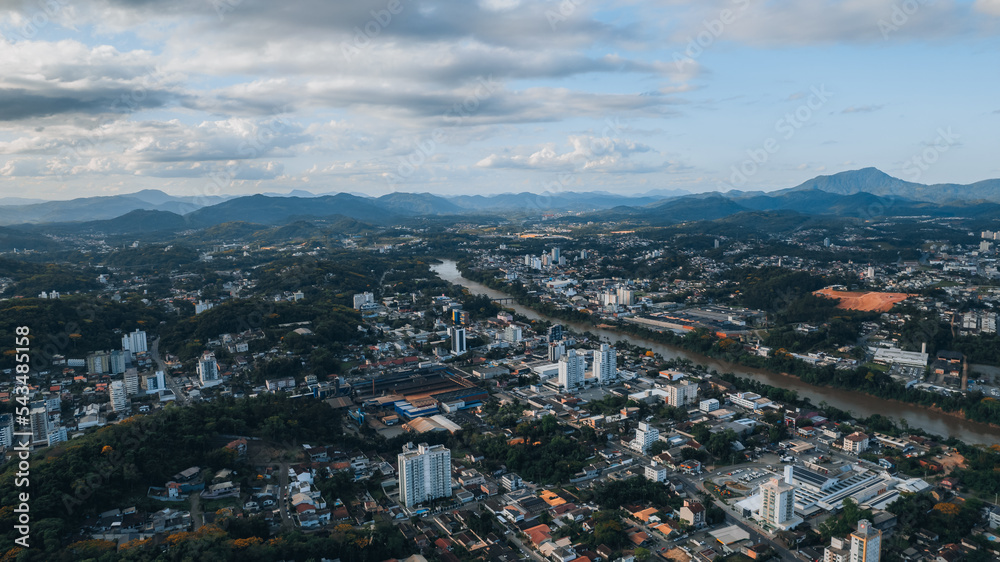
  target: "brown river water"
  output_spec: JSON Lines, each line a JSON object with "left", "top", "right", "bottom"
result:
{"left": 432, "top": 260, "right": 999, "bottom": 445}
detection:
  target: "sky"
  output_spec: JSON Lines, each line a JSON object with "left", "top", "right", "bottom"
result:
{"left": 0, "top": 0, "right": 998, "bottom": 200}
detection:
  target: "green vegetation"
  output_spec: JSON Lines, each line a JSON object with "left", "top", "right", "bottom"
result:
{"left": 0, "top": 296, "right": 165, "bottom": 370}
{"left": 0, "top": 394, "right": 344, "bottom": 553}
{"left": 473, "top": 416, "right": 591, "bottom": 484}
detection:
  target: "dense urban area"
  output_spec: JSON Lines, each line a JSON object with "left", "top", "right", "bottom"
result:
{"left": 3, "top": 194, "right": 1000, "bottom": 562}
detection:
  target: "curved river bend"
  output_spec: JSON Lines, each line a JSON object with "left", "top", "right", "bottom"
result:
{"left": 432, "top": 260, "right": 999, "bottom": 445}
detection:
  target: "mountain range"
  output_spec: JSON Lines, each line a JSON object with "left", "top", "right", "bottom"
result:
{"left": 3, "top": 168, "right": 1000, "bottom": 237}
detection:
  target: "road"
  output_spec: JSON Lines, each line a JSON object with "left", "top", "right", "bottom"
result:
{"left": 150, "top": 336, "right": 189, "bottom": 405}
{"left": 276, "top": 461, "right": 294, "bottom": 530}
{"left": 189, "top": 493, "right": 204, "bottom": 530}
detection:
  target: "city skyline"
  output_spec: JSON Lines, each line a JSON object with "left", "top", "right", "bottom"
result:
{"left": 1, "top": 1, "right": 999, "bottom": 199}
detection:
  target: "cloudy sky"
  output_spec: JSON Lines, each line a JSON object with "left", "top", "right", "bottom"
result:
{"left": 1, "top": 0, "right": 998, "bottom": 200}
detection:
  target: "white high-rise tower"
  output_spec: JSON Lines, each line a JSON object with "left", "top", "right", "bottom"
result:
{"left": 398, "top": 442, "right": 452, "bottom": 508}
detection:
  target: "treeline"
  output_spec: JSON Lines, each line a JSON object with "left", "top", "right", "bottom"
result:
{"left": 0, "top": 296, "right": 165, "bottom": 370}
{"left": 103, "top": 245, "right": 200, "bottom": 272}
{"left": 158, "top": 297, "right": 361, "bottom": 361}
{"left": 3, "top": 521, "right": 412, "bottom": 562}
{"left": 0, "top": 258, "right": 103, "bottom": 297}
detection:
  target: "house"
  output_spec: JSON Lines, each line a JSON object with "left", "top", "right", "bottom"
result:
{"left": 626, "top": 530, "right": 649, "bottom": 546}
{"left": 524, "top": 524, "right": 553, "bottom": 547}
{"left": 939, "top": 477, "right": 959, "bottom": 491}
{"left": 201, "top": 481, "right": 239, "bottom": 499}
{"left": 172, "top": 466, "right": 201, "bottom": 482}
{"left": 679, "top": 500, "right": 706, "bottom": 528}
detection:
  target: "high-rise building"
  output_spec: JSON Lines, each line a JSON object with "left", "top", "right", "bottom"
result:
{"left": 86, "top": 351, "right": 110, "bottom": 374}
{"left": 551, "top": 247, "right": 560, "bottom": 262}
{"left": 352, "top": 292, "right": 375, "bottom": 310}
{"left": 143, "top": 371, "right": 167, "bottom": 394}
{"left": 452, "top": 310, "right": 471, "bottom": 326}
{"left": 547, "top": 324, "right": 563, "bottom": 342}
{"left": 43, "top": 394, "right": 60, "bottom": 413}
{"left": 122, "top": 329, "right": 148, "bottom": 355}
{"left": 398, "top": 442, "right": 452, "bottom": 508}
{"left": 197, "top": 352, "right": 220, "bottom": 386}
{"left": 123, "top": 369, "right": 140, "bottom": 396}
{"left": 593, "top": 343, "right": 617, "bottom": 385}
{"left": 666, "top": 380, "right": 699, "bottom": 407}
{"left": 633, "top": 421, "right": 659, "bottom": 454}
{"left": 616, "top": 286, "right": 634, "bottom": 306}
{"left": 760, "top": 477, "right": 802, "bottom": 530}
{"left": 46, "top": 427, "right": 68, "bottom": 447}
{"left": 109, "top": 350, "right": 127, "bottom": 375}
{"left": 448, "top": 326, "right": 467, "bottom": 355}
{"left": 849, "top": 519, "right": 881, "bottom": 562}
{"left": 110, "top": 380, "right": 128, "bottom": 413}
{"left": 557, "top": 349, "right": 585, "bottom": 390}
{"left": 30, "top": 405, "right": 49, "bottom": 444}
{"left": 0, "top": 413, "right": 13, "bottom": 448}
{"left": 502, "top": 325, "right": 522, "bottom": 343}
{"left": 547, "top": 341, "right": 565, "bottom": 362}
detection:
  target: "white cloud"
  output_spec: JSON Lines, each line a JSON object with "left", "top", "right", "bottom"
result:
{"left": 476, "top": 135, "right": 657, "bottom": 172}
{"left": 974, "top": 0, "right": 1000, "bottom": 16}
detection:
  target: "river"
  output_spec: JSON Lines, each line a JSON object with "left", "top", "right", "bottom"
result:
{"left": 432, "top": 260, "right": 999, "bottom": 445}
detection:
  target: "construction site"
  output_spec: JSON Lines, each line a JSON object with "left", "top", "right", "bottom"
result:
{"left": 814, "top": 287, "right": 915, "bottom": 312}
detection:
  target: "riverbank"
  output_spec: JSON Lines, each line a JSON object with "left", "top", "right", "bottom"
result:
{"left": 432, "top": 259, "right": 999, "bottom": 443}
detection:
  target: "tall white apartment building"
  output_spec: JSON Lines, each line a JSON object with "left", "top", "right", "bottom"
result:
{"left": 123, "top": 369, "right": 140, "bottom": 396}
{"left": 850, "top": 519, "right": 881, "bottom": 562}
{"left": 557, "top": 349, "right": 585, "bottom": 390}
{"left": 761, "top": 477, "right": 802, "bottom": 530}
{"left": 592, "top": 344, "right": 617, "bottom": 385}
{"left": 616, "top": 286, "right": 634, "bottom": 306}
{"left": 503, "top": 325, "right": 523, "bottom": 343}
{"left": 398, "top": 442, "right": 452, "bottom": 508}
{"left": 197, "top": 351, "right": 221, "bottom": 386}
{"left": 110, "top": 380, "right": 128, "bottom": 413}
{"left": 633, "top": 422, "right": 659, "bottom": 454}
{"left": 122, "top": 329, "right": 148, "bottom": 355}
{"left": 449, "top": 326, "right": 467, "bottom": 355}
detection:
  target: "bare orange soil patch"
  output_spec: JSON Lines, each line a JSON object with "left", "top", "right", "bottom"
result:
{"left": 814, "top": 288, "right": 915, "bottom": 312}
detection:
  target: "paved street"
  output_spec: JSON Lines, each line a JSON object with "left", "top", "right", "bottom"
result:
{"left": 150, "top": 336, "right": 189, "bottom": 405}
